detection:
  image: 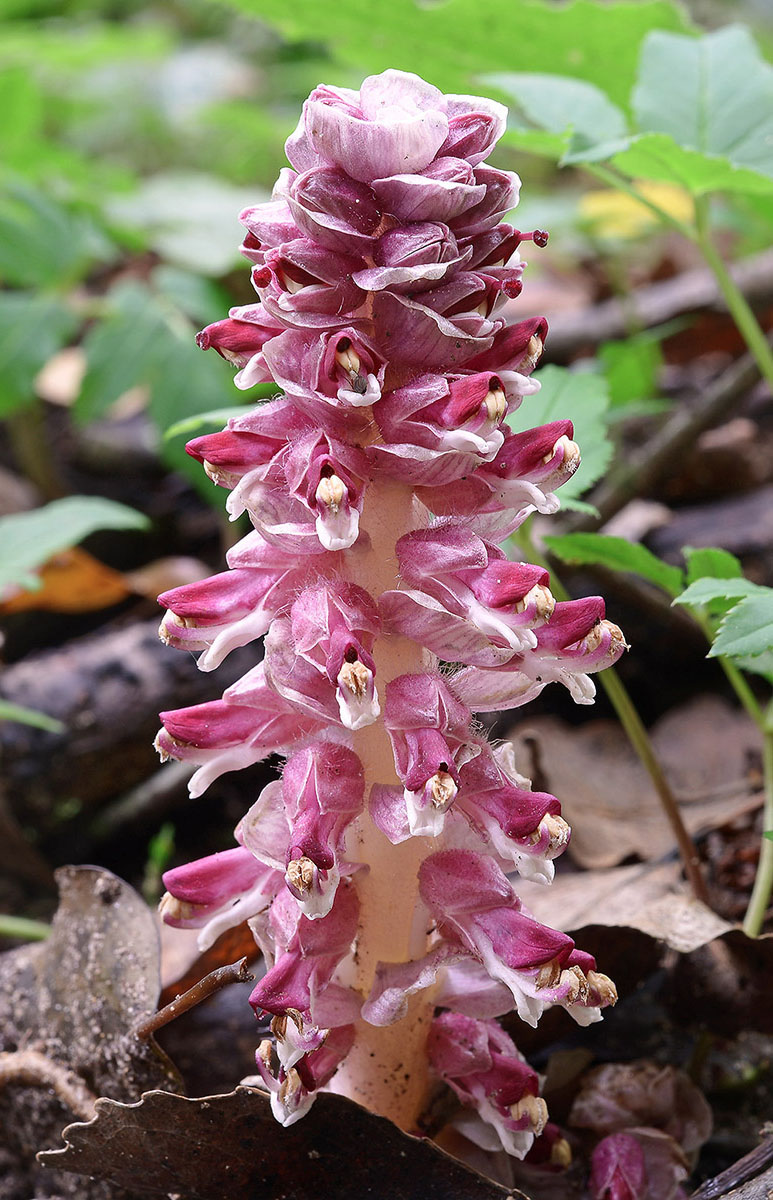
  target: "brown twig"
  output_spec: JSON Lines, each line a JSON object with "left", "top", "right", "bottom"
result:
{"left": 690, "top": 1132, "right": 773, "bottom": 1199}
{"left": 572, "top": 347, "right": 763, "bottom": 532}
{"left": 0, "top": 1049, "right": 97, "bottom": 1121}
{"left": 545, "top": 248, "right": 773, "bottom": 363}
{"left": 135, "top": 956, "right": 254, "bottom": 1040}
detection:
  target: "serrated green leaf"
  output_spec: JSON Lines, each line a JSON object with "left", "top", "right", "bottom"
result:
{"left": 0, "top": 497, "right": 149, "bottom": 594}
{"left": 0, "top": 700, "right": 64, "bottom": 734}
{"left": 507, "top": 365, "right": 611, "bottom": 500}
{"left": 0, "top": 292, "right": 78, "bottom": 416}
{"left": 544, "top": 532, "right": 684, "bottom": 596}
{"left": 107, "top": 173, "right": 258, "bottom": 277}
{"left": 610, "top": 132, "right": 773, "bottom": 197}
{"left": 674, "top": 577, "right": 762, "bottom": 607}
{"left": 684, "top": 545, "right": 743, "bottom": 585}
{"left": 732, "top": 650, "right": 773, "bottom": 684}
{"left": 709, "top": 591, "right": 773, "bottom": 660}
{"left": 221, "top": 0, "right": 688, "bottom": 113}
{"left": 486, "top": 72, "right": 627, "bottom": 164}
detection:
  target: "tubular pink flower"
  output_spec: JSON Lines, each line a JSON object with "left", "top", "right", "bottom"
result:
{"left": 427, "top": 1013, "right": 545, "bottom": 1158}
{"left": 156, "top": 68, "right": 625, "bottom": 1138}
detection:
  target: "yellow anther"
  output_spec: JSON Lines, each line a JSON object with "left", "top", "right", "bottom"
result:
{"left": 509, "top": 1094, "right": 549, "bottom": 1135}
{"left": 316, "top": 474, "right": 346, "bottom": 513}
{"left": 339, "top": 660, "right": 370, "bottom": 698}
{"left": 428, "top": 770, "right": 458, "bottom": 810}
{"left": 286, "top": 856, "right": 316, "bottom": 895}
{"left": 158, "top": 892, "right": 196, "bottom": 922}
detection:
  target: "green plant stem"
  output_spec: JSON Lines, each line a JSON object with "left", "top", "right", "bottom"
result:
{"left": 599, "top": 666, "right": 710, "bottom": 906}
{"left": 742, "top": 700, "right": 773, "bottom": 937}
{"left": 0, "top": 914, "right": 50, "bottom": 941}
{"left": 583, "top": 162, "right": 698, "bottom": 241}
{"left": 694, "top": 195, "right": 773, "bottom": 392}
{"left": 516, "top": 522, "right": 710, "bottom": 906}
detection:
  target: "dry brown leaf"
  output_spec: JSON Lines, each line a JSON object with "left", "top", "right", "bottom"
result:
{"left": 0, "top": 866, "right": 179, "bottom": 1199}
{"left": 0, "top": 546, "right": 130, "bottom": 613}
{"left": 39, "top": 1087, "right": 526, "bottom": 1199}
{"left": 517, "top": 861, "right": 732, "bottom": 954}
{"left": 510, "top": 696, "right": 761, "bottom": 870}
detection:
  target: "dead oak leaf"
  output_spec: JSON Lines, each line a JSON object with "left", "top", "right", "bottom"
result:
{"left": 39, "top": 1086, "right": 529, "bottom": 1200}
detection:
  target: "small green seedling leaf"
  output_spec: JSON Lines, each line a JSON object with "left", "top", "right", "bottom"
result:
{"left": 544, "top": 531, "right": 684, "bottom": 596}
{"left": 709, "top": 591, "right": 773, "bottom": 660}
{"left": 0, "top": 496, "right": 149, "bottom": 593}
{"left": 684, "top": 545, "right": 744, "bottom": 585}
{"left": 674, "top": 576, "right": 762, "bottom": 607}
{"left": 163, "top": 401, "right": 271, "bottom": 441}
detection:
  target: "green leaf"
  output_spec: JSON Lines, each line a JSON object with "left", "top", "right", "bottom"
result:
{"left": 634, "top": 27, "right": 773, "bottom": 183}
{"left": 609, "top": 26, "right": 773, "bottom": 197}
{"left": 599, "top": 335, "right": 663, "bottom": 411}
{"left": 0, "top": 177, "right": 113, "bottom": 288}
{"left": 0, "top": 292, "right": 78, "bottom": 416}
{"left": 674, "top": 577, "right": 762, "bottom": 607}
{"left": 684, "top": 545, "right": 744, "bottom": 585}
{"left": 77, "top": 282, "right": 172, "bottom": 422}
{"left": 0, "top": 497, "right": 149, "bottom": 594}
{"left": 507, "top": 365, "right": 611, "bottom": 500}
{"left": 224, "top": 0, "right": 688, "bottom": 113}
{"left": 151, "top": 266, "right": 230, "bottom": 328}
{"left": 107, "top": 173, "right": 259, "bottom": 277}
{"left": 163, "top": 403, "right": 269, "bottom": 441}
{"left": 544, "top": 531, "right": 684, "bottom": 596}
{"left": 0, "top": 700, "right": 64, "bottom": 734}
{"left": 486, "top": 73, "right": 627, "bottom": 164}
{"left": 709, "top": 591, "right": 773, "bottom": 660}
{"left": 609, "top": 132, "right": 773, "bottom": 197}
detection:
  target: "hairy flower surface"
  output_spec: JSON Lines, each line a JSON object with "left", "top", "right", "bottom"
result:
{"left": 157, "top": 68, "right": 625, "bottom": 1145}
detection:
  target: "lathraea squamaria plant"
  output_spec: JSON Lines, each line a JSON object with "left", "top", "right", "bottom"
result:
{"left": 155, "top": 69, "right": 626, "bottom": 1158}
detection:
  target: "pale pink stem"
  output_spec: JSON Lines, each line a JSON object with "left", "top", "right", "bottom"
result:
{"left": 329, "top": 476, "right": 436, "bottom": 1129}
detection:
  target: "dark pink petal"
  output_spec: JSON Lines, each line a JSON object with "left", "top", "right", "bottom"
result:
{"left": 372, "top": 157, "right": 486, "bottom": 222}
{"left": 285, "top": 166, "right": 380, "bottom": 254}
{"left": 589, "top": 1133, "right": 647, "bottom": 1200}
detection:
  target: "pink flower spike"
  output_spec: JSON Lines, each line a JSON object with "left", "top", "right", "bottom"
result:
{"left": 283, "top": 430, "right": 369, "bottom": 551}
{"left": 156, "top": 67, "right": 626, "bottom": 1136}
{"left": 250, "top": 880, "right": 359, "bottom": 1025}
{"left": 428, "top": 1013, "right": 545, "bottom": 1158}
{"left": 287, "top": 71, "right": 450, "bottom": 183}
{"left": 158, "top": 562, "right": 311, "bottom": 671}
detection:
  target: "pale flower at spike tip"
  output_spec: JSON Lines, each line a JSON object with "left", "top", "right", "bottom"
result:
{"left": 155, "top": 69, "right": 627, "bottom": 1154}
